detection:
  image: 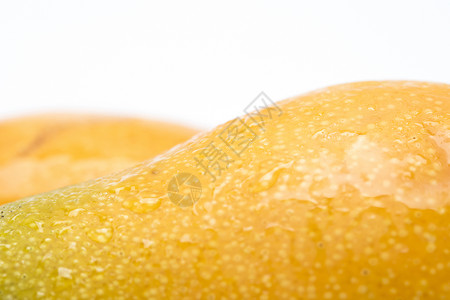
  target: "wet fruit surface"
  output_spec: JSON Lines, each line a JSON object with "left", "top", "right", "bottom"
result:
{"left": 0, "top": 81, "right": 449, "bottom": 299}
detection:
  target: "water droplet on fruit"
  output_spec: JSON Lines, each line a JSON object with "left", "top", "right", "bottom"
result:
{"left": 119, "top": 188, "right": 163, "bottom": 213}
{"left": 122, "top": 196, "right": 162, "bottom": 214}
{"left": 249, "top": 162, "right": 292, "bottom": 193}
{"left": 250, "top": 169, "right": 283, "bottom": 193}
{"left": 87, "top": 226, "right": 113, "bottom": 243}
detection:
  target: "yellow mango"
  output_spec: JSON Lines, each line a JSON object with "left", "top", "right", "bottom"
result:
{"left": 0, "top": 114, "right": 198, "bottom": 204}
{"left": 0, "top": 81, "right": 449, "bottom": 299}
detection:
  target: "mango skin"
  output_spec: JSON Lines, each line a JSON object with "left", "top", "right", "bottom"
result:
{"left": 0, "top": 81, "right": 449, "bottom": 299}
{"left": 0, "top": 114, "right": 198, "bottom": 204}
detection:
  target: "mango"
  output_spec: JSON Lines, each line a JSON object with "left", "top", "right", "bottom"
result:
{"left": 0, "top": 114, "right": 198, "bottom": 204}
{"left": 0, "top": 81, "right": 449, "bottom": 299}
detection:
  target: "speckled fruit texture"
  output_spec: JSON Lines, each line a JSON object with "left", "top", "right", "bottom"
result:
{"left": 0, "top": 81, "right": 449, "bottom": 299}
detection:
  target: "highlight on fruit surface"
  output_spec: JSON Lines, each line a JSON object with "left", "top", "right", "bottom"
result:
{"left": 0, "top": 114, "right": 198, "bottom": 204}
{"left": 0, "top": 81, "right": 449, "bottom": 299}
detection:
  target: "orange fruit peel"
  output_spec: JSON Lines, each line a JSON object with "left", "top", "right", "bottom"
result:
{"left": 0, "top": 81, "right": 449, "bottom": 299}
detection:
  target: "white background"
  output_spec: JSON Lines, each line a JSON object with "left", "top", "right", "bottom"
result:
{"left": 0, "top": 0, "right": 449, "bottom": 130}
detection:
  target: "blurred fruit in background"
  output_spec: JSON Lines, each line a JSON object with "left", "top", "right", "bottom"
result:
{"left": 0, "top": 114, "right": 198, "bottom": 204}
